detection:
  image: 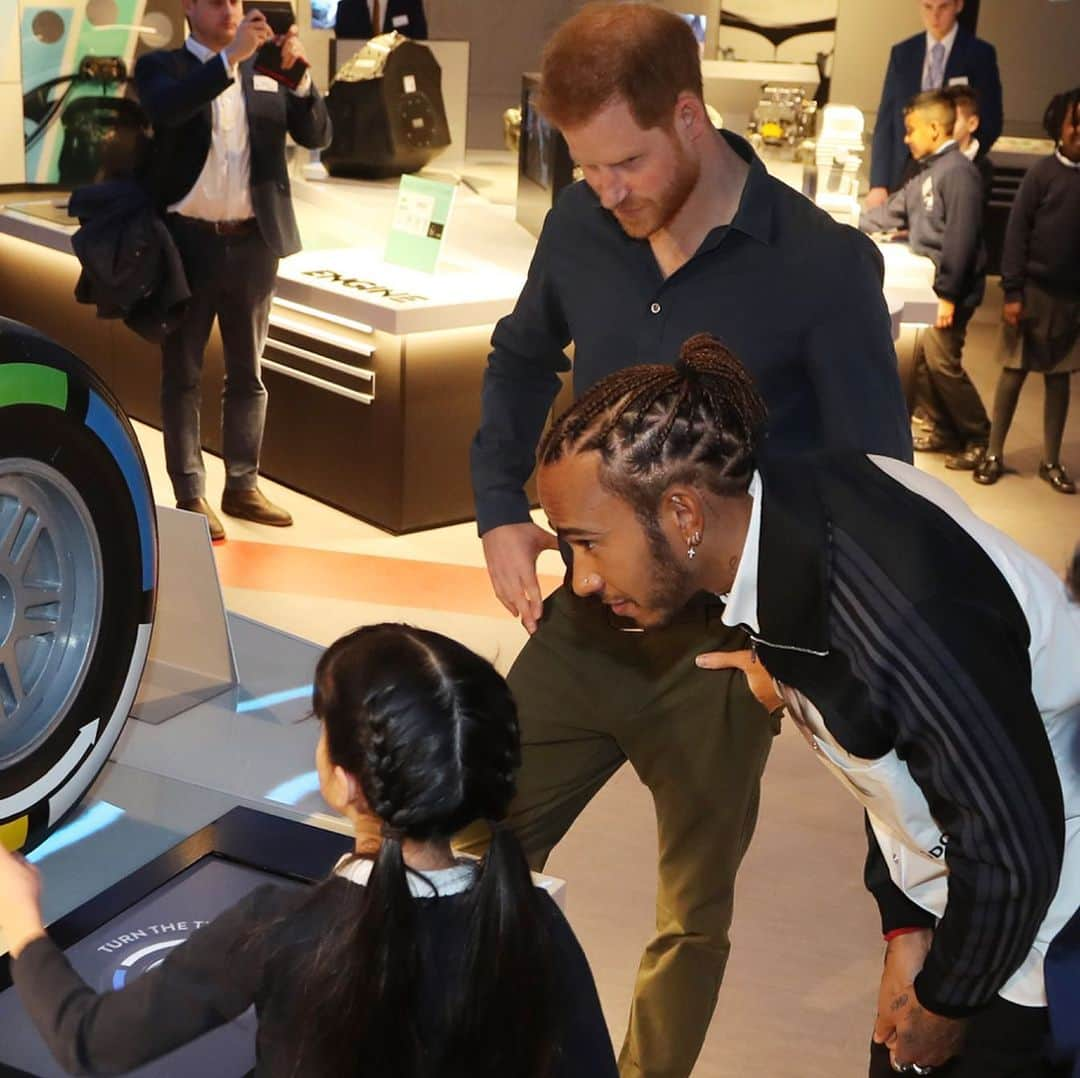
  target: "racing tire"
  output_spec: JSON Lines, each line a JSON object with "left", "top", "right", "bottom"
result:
{"left": 0, "top": 317, "right": 156, "bottom": 854}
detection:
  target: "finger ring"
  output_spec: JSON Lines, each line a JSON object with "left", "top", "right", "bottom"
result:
{"left": 890, "top": 1064, "right": 934, "bottom": 1076}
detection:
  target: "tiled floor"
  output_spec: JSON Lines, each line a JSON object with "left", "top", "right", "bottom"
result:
{"left": 127, "top": 282, "right": 1077, "bottom": 1077}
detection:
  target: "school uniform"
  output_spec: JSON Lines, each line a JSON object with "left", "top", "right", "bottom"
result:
{"left": 12, "top": 861, "right": 617, "bottom": 1076}
{"left": 862, "top": 140, "right": 991, "bottom": 449}
{"left": 999, "top": 151, "right": 1080, "bottom": 376}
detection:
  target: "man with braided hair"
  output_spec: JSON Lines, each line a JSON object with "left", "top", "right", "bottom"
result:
{"left": 536, "top": 334, "right": 1080, "bottom": 1078}
{"left": 463, "top": 3, "right": 910, "bottom": 1075}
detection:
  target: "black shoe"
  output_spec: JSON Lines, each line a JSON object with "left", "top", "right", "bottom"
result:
{"left": 973, "top": 454, "right": 1004, "bottom": 485}
{"left": 176, "top": 497, "right": 226, "bottom": 541}
{"left": 913, "top": 429, "right": 962, "bottom": 453}
{"left": 1038, "top": 462, "right": 1077, "bottom": 495}
{"left": 221, "top": 487, "right": 294, "bottom": 526}
{"left": 945, "top": 444, "right": 987, "bottom": 471}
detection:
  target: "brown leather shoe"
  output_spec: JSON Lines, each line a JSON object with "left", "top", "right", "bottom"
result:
{"left": 176, "top": 497, "right": 226, "bottom": 542}
{"left": 221, "top": 487, "right": 294, "bottom": 526}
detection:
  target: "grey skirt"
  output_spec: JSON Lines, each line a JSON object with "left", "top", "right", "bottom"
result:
{"left": 999, "top": 281, "right": 1080, "bottom": 374}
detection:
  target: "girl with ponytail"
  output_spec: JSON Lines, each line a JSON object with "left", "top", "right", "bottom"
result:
{"left": 0, "top": 624, "right": 617, "bottom": 1078}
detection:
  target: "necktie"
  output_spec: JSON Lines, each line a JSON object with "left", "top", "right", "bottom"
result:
{"left": 924, "top": 41, "right": 945, "bottom": 90}
{"left": 370, "top": 0, "right": 381, "bottom": 33}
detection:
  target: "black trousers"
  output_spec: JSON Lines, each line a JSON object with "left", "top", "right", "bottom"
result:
{"left": 912, "top": 304, "right": 991, "bottom": 446}
{"left": 868, "top": 996, "right": 1070, "bottom": 1078}
{"left": 161, "top": 216, "right": 278, "bottom": 501}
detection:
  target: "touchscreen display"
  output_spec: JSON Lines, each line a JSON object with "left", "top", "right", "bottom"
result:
{"left": 0, "top": 857, "right": 303, "bottom": 1077}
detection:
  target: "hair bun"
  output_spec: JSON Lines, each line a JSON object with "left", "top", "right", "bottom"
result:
{"left": 678, "top": 332, "right": 727, "bottom": 372}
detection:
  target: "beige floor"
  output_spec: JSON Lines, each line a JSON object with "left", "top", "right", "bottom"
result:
{"left": 134, "top": 282, "right": 1079, "bottom": 1077}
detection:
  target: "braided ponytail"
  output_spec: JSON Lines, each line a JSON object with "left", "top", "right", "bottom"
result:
{"left": 289, "top": 624, "right": 557, "bottom": 1078}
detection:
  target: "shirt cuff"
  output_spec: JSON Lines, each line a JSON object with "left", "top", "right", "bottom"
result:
{"left": 289, "top": 70, "right": 313, "bottom": 96}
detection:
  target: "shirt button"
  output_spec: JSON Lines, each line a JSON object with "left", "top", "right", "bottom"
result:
{"left": 650, "top": 302, "right": 661, "bottom": 314}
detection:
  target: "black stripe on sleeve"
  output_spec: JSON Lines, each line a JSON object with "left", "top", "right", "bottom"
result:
{"left": 829, "top": 529, "right": 1063, "bottom": 1015}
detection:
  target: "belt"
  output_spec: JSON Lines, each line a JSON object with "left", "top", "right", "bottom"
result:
{"left": 171, "top": 215, "right": 258, "bottom": 236}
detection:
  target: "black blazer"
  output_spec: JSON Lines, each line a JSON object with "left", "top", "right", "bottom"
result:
{"left": 134, "top": 46, "right": 332, "bottom": 258}
{"left": 334, "top": 0, "right": 427, "bottom": 39}
{"left": 870, "top": 27, "right": 1003, "bottom": 191}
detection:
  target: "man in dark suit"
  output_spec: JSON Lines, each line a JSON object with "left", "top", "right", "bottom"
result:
{"left": 135, "top": 0, "right": 331, "bottom": 541}
{"left": 867, "top": 0, "right": 1002, "bottom": 208}
{"left": 334, "top": 0, "right": 426, "bottom": 40}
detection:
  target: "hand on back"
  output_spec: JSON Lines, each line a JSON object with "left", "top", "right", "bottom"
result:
{"left": 482, "top": 522, "right": 559, "bottom": 634}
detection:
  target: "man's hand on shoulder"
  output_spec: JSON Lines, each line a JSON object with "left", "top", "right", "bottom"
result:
{"left": 481, "top": 522, "right": 559, "bottom": 635}
{"left": 223, "top": 9, "right": 273, "bottom": 66}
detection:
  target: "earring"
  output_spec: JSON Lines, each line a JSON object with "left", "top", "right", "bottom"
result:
{"left": 687, "top": 531, "right": 702, "bottom": 560}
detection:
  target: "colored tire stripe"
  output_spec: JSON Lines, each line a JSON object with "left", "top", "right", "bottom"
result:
{"left": 0, "top": 363, "right": 68, "bottom": 410}
{"left": 0, "top": 815, "right": 29, "bottom": 852}
{"left": 86, "top": 391, "right": 157, "bottom": 593}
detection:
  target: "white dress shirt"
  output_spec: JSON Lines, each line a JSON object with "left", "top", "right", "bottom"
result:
{"left": 169, "top": 37, "right": 255, "bottom": 222}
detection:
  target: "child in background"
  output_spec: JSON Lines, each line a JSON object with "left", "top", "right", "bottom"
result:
{"left": 974, "top": 87, "right": 1080, "bottom": 494}
{"left": 861, "top": 89, "right": 991, "bottom": 470}
{"left": 947, "top": 84, "right": 994, "bottom": 206}
{"left": 0, "top": 623, "right": 618, "bottom": 1078}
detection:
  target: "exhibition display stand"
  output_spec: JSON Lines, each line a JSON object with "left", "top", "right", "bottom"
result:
{"left": 0, "top": 151, "right": 937, "bottom": 533}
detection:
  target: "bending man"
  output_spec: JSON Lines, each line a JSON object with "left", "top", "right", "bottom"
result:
{"left": 537, "top": 333, "right": 1079, "bottom": 1078}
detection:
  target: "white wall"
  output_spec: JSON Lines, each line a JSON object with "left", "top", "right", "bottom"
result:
{"left": 424, "top": 0, "right": 586, "bottom": 149}
{"left": 0, "top": 0, "right": 25, "bottom": 184}
{"left": 830, "top": 0, "right": 917, "bottom": 119}
{"left": 978, "top": 0, "right": 1080, "bottom": 138}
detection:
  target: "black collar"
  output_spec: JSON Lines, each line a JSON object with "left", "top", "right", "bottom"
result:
{"left": 588, "top": 127, "right": 776, "bottom": 250}
{"left": 754, "top": 451, "right": 831, "bottom": 653}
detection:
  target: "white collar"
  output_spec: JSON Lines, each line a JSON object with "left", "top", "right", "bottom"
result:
{"left": 925, "top": 138, "right": 958, "bottom": 162}
{"left": 1055, "top": 148, "right": 1080, "bottom": 170}
{"left": 961, "top": 138, "right": 980, "bottom": 161}
{"left": 334, "top": 854, "right": 477, "bottom": 897}
{"left": 184, "top": 35, "right": 219, "bottom": 63}
{"left": 925, "top": 22, "right": 959, "bottom": 57}
{"left": 720, "top": 471, "right": 762, "bottom": 634}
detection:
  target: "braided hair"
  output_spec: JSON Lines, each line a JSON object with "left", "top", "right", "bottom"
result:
{"left": 293, "top": 624, "right": 553, "bottom": 1078}
{"left": 1043, "top": 86, "right": 1080, "bottom": 143}
{"left": 540, "top": 333, "right": 767, "bottom": 520}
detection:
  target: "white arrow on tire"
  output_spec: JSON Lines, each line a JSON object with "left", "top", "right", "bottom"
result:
{"left": 0, "top": 719, "right": 100, "bottom": 819}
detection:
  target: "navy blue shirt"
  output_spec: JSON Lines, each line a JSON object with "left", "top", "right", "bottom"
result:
{"left": 471, "top": 131, "right": 912, "bottom": 534}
